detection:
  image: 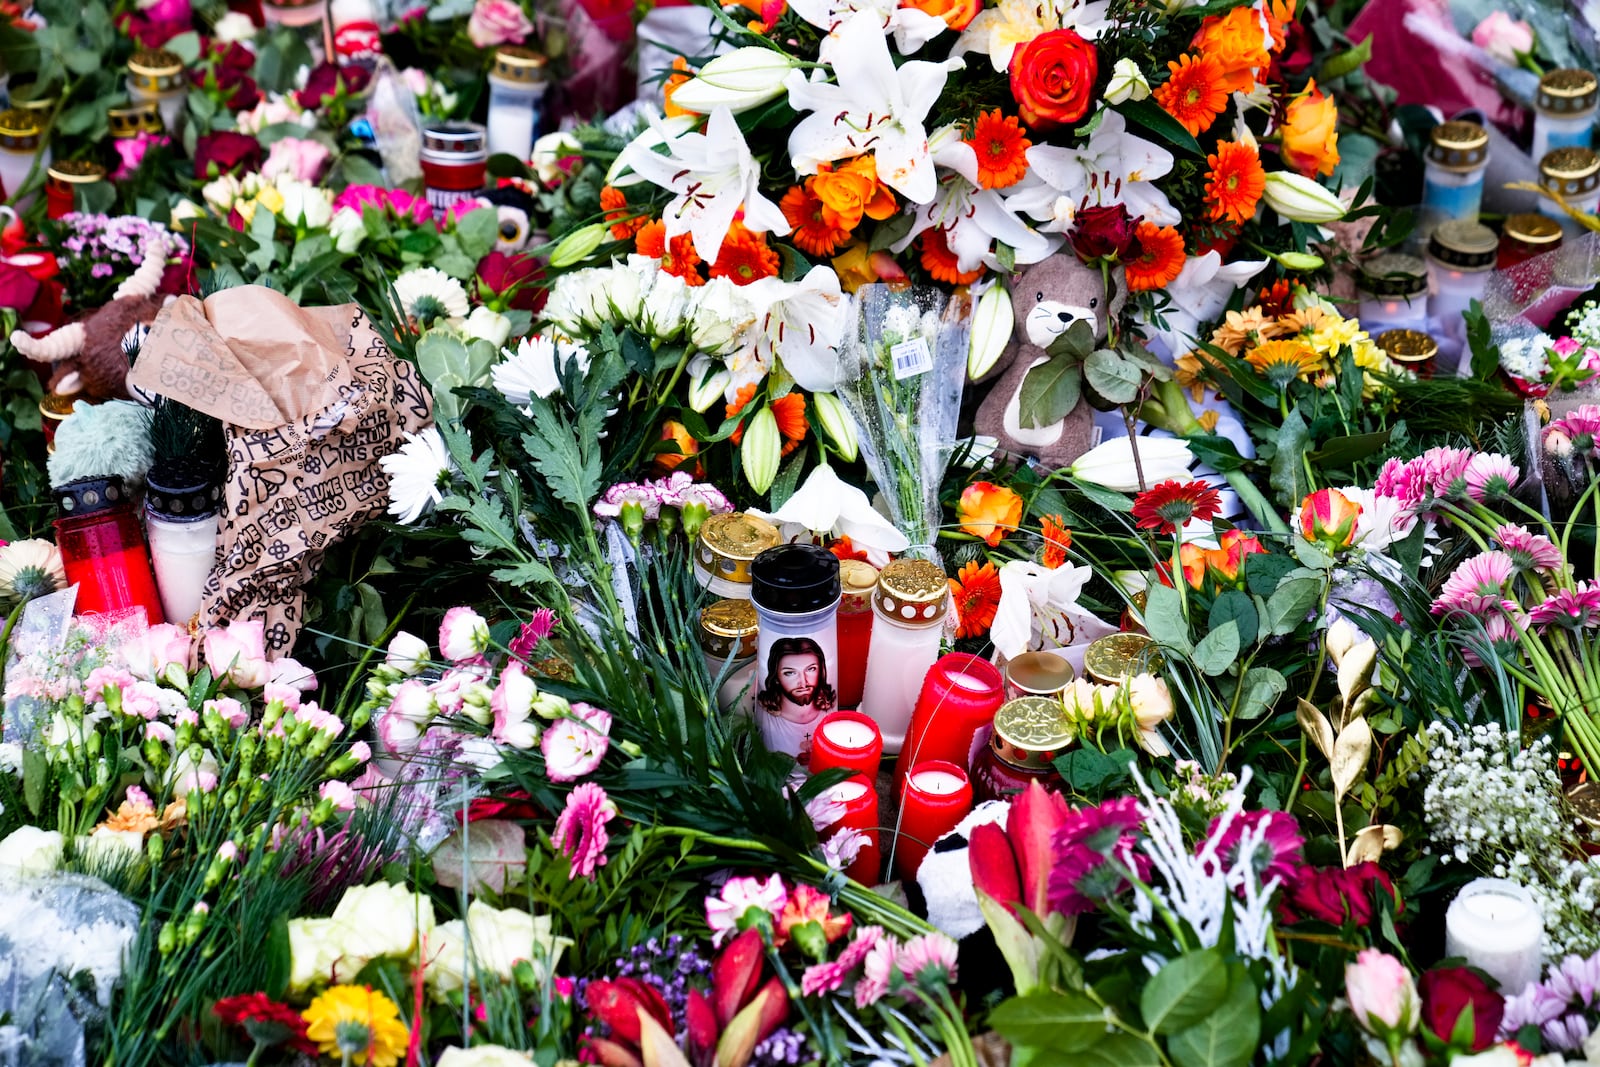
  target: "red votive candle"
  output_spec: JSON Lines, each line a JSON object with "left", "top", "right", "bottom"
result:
{"left": 53, "top": 476, "right": 165, "bottom": 623}
{"left": 810, "top": 709, "right": 883, "bottom": 779}
{"left": 815, "top": 774, "right": 881, "bottom": 885}
{"left": 894, "top": 654, "right": 1005, "bottom": 791}
{"left": 894, "top": 760, "right": 972, "bottom": 882}
{"left": 835, "top": 559, "right": 877, "bottom": 709}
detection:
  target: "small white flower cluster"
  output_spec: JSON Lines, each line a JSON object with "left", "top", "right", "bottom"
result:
{"left": 1169, "top": 760, "right": 1243, "bottom": 821}
{"left": 1568, "top": 300, "right": 1600, "bottom": 352}
{"left": 1421, "top": 723, "right": 1600, "bottom": 956}
{"left": 1499, "top": 333, "right": 1557, "bottom": 383}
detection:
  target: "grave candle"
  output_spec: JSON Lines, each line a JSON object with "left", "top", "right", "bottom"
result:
{"left": 810, "top": 710, "right": 883, "bottom": 779}
{"left": 894, "top": 761, "right": 972, "bottom": 882}
{"left": 1444, "top": 878, "right": 1544, "bottom": 997}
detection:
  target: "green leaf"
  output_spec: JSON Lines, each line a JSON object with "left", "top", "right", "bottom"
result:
{"left": 1085, "top": 349, "right": 1143, "bottom": 405}
{"left": 1045, "top": 318, "right": 1097, "bottom": 361}
{"left": 164, "top": 30, "right": 202, "bottom": 64}
{"left": 1192, "top": 620, "right": 1240, "bottom": 676}
{"left": 1140, "top": 948, "right": 1228, "bottom": 1035}
{"left": 620, "top": 329, "right": 654, "bottom": 376}
{"left": 523, "top": 399, "right": 601, "bottom": 512}
{"left": 1036, "top": 1035, "right": 1162, "bottom": 1067}
{"left": 1018, "top": 356, "right": 1082, "bottom": 430}
{"left": 1209, "top": 591, "right": 1258, "bottom": 648}
{"left": 22, "top": 746, "right": 47, "bottom": 817}
{"left": 1308, "top": 431, "right": 1391, "bottom": 470}
{"left": 1053, "top": 747, "right": 1133, "bottom": 795}
{"left": 454, "top": 206, "right": 501, "bottom": 260}
{"left": 1143, "top": 582, "right": 1193, "bottom": 654}
{"left": 1264, "top": 577, "right": 1321, "bottom": 635}
{"left": 1317, "top": 35, "right": 1372, "bottom": 81}
{"left": 1236, "top": 667, "right": 1288, "bottom": 721}
{"left": 245, "top": 207, "right": 278, "bottom": 271}
{"left": 1073, "top": 480, "right": 1133, "bottom": 513}
{"left": 988, "top": 991, "right": 1108, "bottom": 1053}
{"left": 1167, "top": 965, "right": 1260, "bottom": 1067}
{"left": 1187, "top": 434, "right": 1247, "bottom": 474}
{"left": 1117, "top": 99, "right": 1201, "bottom": 155}
{"left": 356, "top": 582, "right": 386, "bottom": 644}
{"left": 1268, "top": 408, "right": 1310, "bottom": 505}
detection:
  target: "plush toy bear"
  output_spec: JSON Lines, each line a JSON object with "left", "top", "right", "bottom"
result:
{"left": 973, "top": 254, "right": 1125, "bottom": 471}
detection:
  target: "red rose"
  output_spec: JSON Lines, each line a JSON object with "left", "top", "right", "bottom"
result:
{"left": 1419, "top": 968, "right": 1503, "bottom": 1051}
{"left": 193, "top": 65, "right": 260, "bottom": 111}
{"left": 295, "top": 62, "right": 372, "bottom": 110}
{"left": 1071, "top": 204, "right": 1136, "bottom": 261}
{"left": 193, "top": 131, "right": 262, "bottom": 179}
{"left": 0, "top": 262, "right": 40, "bottom": 312}
{"left": 1281, "top": 862, "right": 1399, "bottom": 926}
{"left": 477, "top": 250, "right": 538, "bottom": 296}
{"left": 1009, "top": 28, "right": 1098, "bottom": 131}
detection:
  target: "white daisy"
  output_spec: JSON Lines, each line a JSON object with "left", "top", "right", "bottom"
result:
{"left": 378, "top": 427, "right": 455, "bottom": 525}
{"left": 0, "top": 539, "right": 66, "bottom": 602}
{"left": 491, "top": 334, "right": 592, "bottom": 406}
{"left": 391, "top": 267, "right": 470, "bottom": 328}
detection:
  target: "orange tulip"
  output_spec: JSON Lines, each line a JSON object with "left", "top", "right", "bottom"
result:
{"left": 958, "top": 482, "right": 1023, "bottom": 547}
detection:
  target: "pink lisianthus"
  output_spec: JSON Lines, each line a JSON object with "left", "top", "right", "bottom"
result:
{"left": 202, "top": 619, "right": 269, "bottom": 689}
{"left": 466, "top": 0, "right": 533, "bottom": 47}
{"left": 551, "top": 781, "right": 618, "bottom": 877}
{"left": 821, "top": 827, "right": 867, "bottom": 872}
{"left": 705, "top": 873, "right": 789, "bottom": 945}
{"left": 376, "top": 705, "right": 424, "bottom": 753}
{"left": 439, "top": 606, "right": 490, "bottom": 662}
{"left": 490, "top": 661, "right": 540, "bottom": 749}
{"left": 121, "top": 680, "right": 166, "bottom": 721}
{"left": 1471, "top": 11, "right": 1534, "bottom": 64}
{"left": 84, "top": 666, "right": 137, "bottom": 704}
{"left": 260, "top": 136, "right": 331, "bottom": 183}
{"left": 540, "top": 702, "right": 611, "bottom": 781}
{"left": 268, "top": 656, "right": 318, "bottom": 694}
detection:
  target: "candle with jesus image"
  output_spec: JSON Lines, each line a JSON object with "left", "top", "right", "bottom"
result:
{"left": 751, "top": 545, "right": 841, "bottom": 762}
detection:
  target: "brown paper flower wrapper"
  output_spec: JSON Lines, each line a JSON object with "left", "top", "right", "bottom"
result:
{"left": 130, "top": 285, "right": 433, "bottom": 651}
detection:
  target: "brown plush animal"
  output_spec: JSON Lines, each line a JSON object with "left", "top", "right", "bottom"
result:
{"left": 973, "top": 255, "right": 1124, "bottom": 471}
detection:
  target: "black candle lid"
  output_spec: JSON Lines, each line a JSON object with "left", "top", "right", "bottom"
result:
{"left": 55, "top": 476, "right": 132, "bottom": 520}
{"left": 1357, "top": 253, "right": 1428, "bottom": 298}
{"left": 145, "top": 472, "right": 222, "bottom": 520}
{"left": 751, "top": 544, "right": 841, "bottom": 614}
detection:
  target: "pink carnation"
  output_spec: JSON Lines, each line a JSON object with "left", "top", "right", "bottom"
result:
{"left": 705, "top": 873, "right": 788, "bottom": 946}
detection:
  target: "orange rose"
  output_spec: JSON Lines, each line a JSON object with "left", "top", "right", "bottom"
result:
{"left": 901, "top": 0, "right": 980, "bottom": 31}
{"left": 957, "top": 481, "right": 1023, "bottom": 547}
{"left": 654, "top": 420, "right": 701, "bottom": 474}
{"left": 1280, "top": 80, "right": 1340, "bottom": 178}
{"left": 1178, "top": 542, "right": 1211, "bottom": 589}
{"left": 1191, "top": 7, "right": 1268, "bottom": 94}
{"left": 811, "top": 157, "right": 897, "bottom": 231}
{"left": 1009, "top": 28, "right": 1098, "bottom": 131}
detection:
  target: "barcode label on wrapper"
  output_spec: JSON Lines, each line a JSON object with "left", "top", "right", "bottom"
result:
{"left": 891, "top": 338, "right": 934, "bottom": 380}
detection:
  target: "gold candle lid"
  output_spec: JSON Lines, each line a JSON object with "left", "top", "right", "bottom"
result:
{"left": 40, "top": 389, "right": 81, "bottom": 420}
{"left": 838, "top": 558, "right": 879, "bottom": 614}
{"left": 1427, "top": 121, "right": 1489, "bottom": 171}
{"left": 1084, "top": 633, "right": 1163, "bottom": 685}
{"left": 127, "top": 49, "right": 185, "bottom": 94}
{"left": 1541, "top": 146, "right": 1600, "bottom": 183}
{"left": 1504, "top": 212, "right": 1564, "bottom": 246}
{"left": 0, "top": 108, "right": 43, "bottom": 142}
{"left": 491, "top": 46, "right": 549, "bottom": 85}
{"left": 699, "top": 598, "right": 759, "bottom": 659}
{"left": 1426, "top": 219, "right": 1498, "bottom": 271}
{"left": 1376, "top": 329, "right": 1438, "bottom": 366}
{"left": 991, "top": 696, "right": 1075, "bottom": 769}
{"left": 1538, "top": 68, "right": 1599, "bottom": 114}
{"left": 1004, "top": 651, "right": 1076, "bottom": 696}
{"left": 695, "top": 512, "right": 781, "bottom": 586}
{"left": 874, "top": 558, "right": 949, "bottom": 625}
{"left": 108, "top": 102, "right": 163, "bottom": 138}
{"left": 47, "top": 160, "right": 106, "bottom": 185}
{"left": 14, "top": 95, "right": 56, "bottom": 115}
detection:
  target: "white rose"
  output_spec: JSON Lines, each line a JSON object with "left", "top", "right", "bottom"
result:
{"left": 0, "top": 826, "right": 64, "bottom": 874}
{"left": 202, "top": 174, "right": 241, "bottom": 214}
{"left": 170, "top": 199, "right": 206, "bottom": 227}
{"left": 329, "top": 206, "right": 366, "bottom": 254}
{"left": 80, "top": 827, "right": 147, "bottom": 866}
{"left": 288, "top": 917, "right": 343, "bottom": 992}
{"left": 529, "top": 131, "right": 582, "bottom": 185}
{"left": 213, "top": 11, "right": 257, "bottom": 42}
{"left": 328, "top": 881, "right": 437, "bottom": 976}
{"left": 638, "top": 267, "right": 690, "bottom": 337}
{"left": 425, "top": 902, "right": 570, "bottom": 1000}
{"left": 688, "top": 277, "right": 758, "bottom": 356}
{"left": 603, "top": 266, "right": 645, "bottom": 324}
{"left": 437, "top": 1047, "right": 534, "bottom": 1067}
{"left": 465, "top": 306, "right": 513, "bottom": 348}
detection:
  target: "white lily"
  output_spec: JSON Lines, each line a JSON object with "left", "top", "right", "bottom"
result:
{"left": 757, "top": 463, "right": 910, "bottom": 561}
{"left": 990, "top": 561, "right": 1117, "bottom": 661}
{"left": 1068, "top": 436, "right": 1194, "bottom": 492}
{"left": 787, "top": 0, "right": 947, "bottom": 57}
{"left": 956, "top": 0, "right": 1112, "bottom": 73}
{"left": 1262, "top": 171, "right": 1346, "bottom": 224}
{"left": 669, "top": 49, "right": 801, "bottom": 114}
{"left": 784, "top": 11, "right": 963, "bottom": 204}
{"left": 1140, "top": 252, "right": 1268, "bottom": 359}
{"left": 1006, "top": 109, "right": 1178, "bottom": 234}
{"left": 742, "top": 265, "right": 853, "bottom": 392}
{"left": 1104, "top": 58, "right": 1151, "bottom": 104}
{"left": 686, "top": 353, "right": 732, "bottom": 413}
{"left": 604, "top": 114, "right": 698, "bottom": 188}
{"left": 616, "top": 108, "right": 790, "bottom": 261}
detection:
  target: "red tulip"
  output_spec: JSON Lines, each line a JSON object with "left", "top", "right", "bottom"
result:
{"left": 585, "top": 977, "right": 671, "bottom": 1045}
{"left": 969, "top": 780, "right": 1071, "bottom": 916}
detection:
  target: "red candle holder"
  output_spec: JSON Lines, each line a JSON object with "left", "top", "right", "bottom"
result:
{"left": 810, "top": 709, "right": 883, "bottom": 779}
{"left": 835, "top": 558, "right": 877, "bottom": 709}
{"left": 814, "top": 773, "right": 881, "bottom": 885}
{"left": 894, "top": 760, "right": 972, "bottom": 882}
{"left": 894, "top": 653, "right": 1005, "bottom": 792}
{"left": 53, "top": 476, "right": 165, "bottom": 623}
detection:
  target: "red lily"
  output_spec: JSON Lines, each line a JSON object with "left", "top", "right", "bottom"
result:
{"left": 968, "top": 779, "right": 1070, "bottom": 917}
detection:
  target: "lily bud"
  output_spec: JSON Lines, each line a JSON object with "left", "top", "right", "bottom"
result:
{"left": 1262, "top": 171, "right": 1346, "bottom": 224}
{"left": 1273, "top": 251, "right": 1325, "bottom": 271}
{"left": 547, "top": 222, "right": 609, "bottom": 268}
{"left": 812, "top": 391, "right": 859, "bottom": 462}
{"left": 968, "top": 282, "right": 1014, "bottom": 379}
{"left": 742, "top": 405, "right": 782, "bottom": 494}
{"left": 669, "top": 49, "right": 799, "bottom": 114}
{"left": 1105, "top": 58, "right": 1151, "bottom": 104}
{"left": 687, "top": 354, "right": 732, "bottom": 413}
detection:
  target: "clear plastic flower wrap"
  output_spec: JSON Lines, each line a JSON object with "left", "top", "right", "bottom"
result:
{"left": 833, "top": 285, "right": 972, "bottom": 563}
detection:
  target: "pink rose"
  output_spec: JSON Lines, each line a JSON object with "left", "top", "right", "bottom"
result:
{"left": 1471, "top": 11, "right": 1534, "bottom": 64}
{"left": 1346, "top": 949, "right": 1420, "bottom": 1037}
{"left": 124, "top": 622, "right": 194, "bottom": 682}
{"left": 138, "top": 0, "right": 192, "bottom": 24}
{"left": 201, "top": 619, "right": 269, "bottom": 689}
{"left": 467, "top": 0, "right": 533, "bottom": 47}
{"left": 260, "top": 136, "right": 331, "bottom": 183}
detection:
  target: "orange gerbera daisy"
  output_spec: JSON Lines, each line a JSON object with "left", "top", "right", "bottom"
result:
{"left": 1245, "top": 338, "right": 1323, "bottom": 386}
{"left": 663, "top": 57, "right": 695, "bottom": 118}
{"left": 1041, "top": 514, "right": 1072, "bottom": 569}
{"left": 781, "top": 180, "right": 852, "bottom": 257}
{"left": 725, "top": 383, "right": 758, "bottom": 439}
{"left": 1191, "top": 7, "right": 1269, "bottom": 94}
{"left": 828, "top": 535, "right": 871, "bottom": 562}
{"left": 966, "top": 110, "right": 1032, "bottom": 190}
{"left": 709, "top": 222, "right": 780, "bottom": 285}
{"left": 636, "top": 220, "right": 704, "bottom": 285}
{"left": 771, "top": 390, "right": 808, "bottom": 455}
{"left": 920, "top": 229, "right": 984, "bottom": 286}
{"left": 1124, "top": 222, "right": 1186, "bottom": 292}
{"left": 1153, "top": 53, "right": 1228, "bottom": 137}
{"left": 1204, "top": 141, "right": 1266, "bottom": 225}
{"left": 600, "top": 185, "right": 646, "bottom": 241}
{"left": 949, "top": 560, "right": 1002, "bottom": 639}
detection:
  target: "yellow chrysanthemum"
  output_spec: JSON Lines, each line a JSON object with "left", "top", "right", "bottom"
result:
{"left": 1245, "top": 339, "right": 1324, "bottom": 388}
{"left": 302, "top": 986, "right": 409, "bottom": 1067}
{"left": 1310, "top": 316, "right": 1365, "bottom": 356}
{"left": 1280, "top": 305, "right": 1332, "bottom": 338}
{"left": 1350, "top": 339, "right": 1391, "bottom": 375}
{"left": 1210, "top": 307, "right": 1286, "bottom": 355}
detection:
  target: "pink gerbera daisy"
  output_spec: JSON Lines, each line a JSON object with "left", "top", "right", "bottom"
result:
{"left": 1463, "top": 453, "right": 1520, "bottom": 503}
{"left": 1496, "top": 524, "right": 1564, "bottom": 573}
{"left": 896, "top": 933, "right": 959, "bottom": 986}
{"left": 1547, "top": 404, "right": 1600, "bottom": 456}
{"left": 509, "top": 608, "right": 557, "bottom": 660}
{"left": 1046, "top": 796, "right": 1149, "bottom": 915}
{"left": 1462, "top": 611, "right": 1527, "bottom": 669}
{"left": 551, "top": 781, "right": 617, "bottom": 878}
{"left": 1375, "top": 447, "right": 1474, "bottom": 514}
{"left": 1528, "top": 581, "right": 1600, "bottom": 631}
{"left": 1208, "top": 810, "right": 1303, "bottom": 888}
{"left": 1431, "top": 551, "right": 1516, "bottom": 617}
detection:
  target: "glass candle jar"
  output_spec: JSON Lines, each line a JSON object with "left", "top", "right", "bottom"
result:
{"left": 1356, "top": 253, "right": 1430, "bottom": 335}
{"left": 144, "top": 476, "right": 222, "bottom": 626}
{"left": 693, "top": 512, "right": 781, "bottom": 600}
{"left": 1498, "top": 213, "right": 1564, "bottom": 271}
{"left": 108, "top": 102, "right": 164, "bottom": 140}
{"left": 810, "top": 709, "right": 884, "bottom": 779}
{"left": 814, "top": 774, "right": 881, "bottom": 885}
{"left": 419, "top": 122, "right": 488, "bottom": 213}
{"left": 860, "top": 558, "right": 950, "bottom": 754}
{"left": 894, "top": 653, "right": 1005, "bottom": 790}
{"left": 45, "top": 160, "right": 106, "bottom": 220}
{"left": 1533, "top": 69, "right": 1598, "bottom": 163}
{"left": 39, "top": 376, "right": 83, "bottom": 451}
{"left": 835, "top": 558, "right": 877, "bottom": 709}
{"left": 331, "top": 0, "right": 382, "bottom": 68}
{"left": 894, "top": 761, "right": 972, "bottom": 882}
{"left": 0, "top": 108, "right": 48, "bottom": 210}
{"left": 1084, "top": 632, "right": 1162, "bottom": 686}
{"left": 1421, "top": 120, "right": 1490, "bottom": 237}
{"left": 486, "top": 47, "right": 548, "bottom": 162}
{"left": 53, "top": 476, "right": 165, "bottom": 623}
{"left": 699, "top": 597, "right": 759, "bottom": 715}
{"left": 1540, "top": 147, "right": 1600, "bottom": 226}
{"left": 1376, "top": 329, "right": 1439, "bottom": 379}
{"left": 750, "top": 543, "right": 841, "bottom": 762}
{"left": 1427, "top": 219, "right": 1497, "bottom": 360}
{"left": 126, "top": 50, "right": 186, "bottom": 136}
{"left": 971, "top": 696, "right": 1075, "bottom": 803}
{"left": 1003, "top": 651, "right": 1075, "bottom": 701}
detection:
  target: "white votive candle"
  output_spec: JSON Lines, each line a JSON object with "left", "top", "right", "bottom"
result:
{"left": 910, "top": 769, "right": 965, "bottom": 795}
{"left": 1444, "top": 878, "right": 1544, "bottom": 996}
{"left": 826, "top": 779, "right": 870, "bottom": 804}
{"left": 823, "top": 719, "right": 875, "bottom": 749}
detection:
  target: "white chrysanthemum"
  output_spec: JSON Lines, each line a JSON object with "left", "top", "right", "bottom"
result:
{"left": 379, "top": 427, "right": 455, "bottom": 525}
{"left": 491, "top": 335, "right": 591, "bottom": 406}
{"left": 392, "top": 267, "right": 470, "bottom": 327}
{"left": 0, "top": 539, "right": 66, "bottom": 602}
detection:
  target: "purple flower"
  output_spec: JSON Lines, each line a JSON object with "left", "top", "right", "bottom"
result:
{"left": 1501, "top": 950, "right": 1600, "bottom": 1052}
{"left": 1528, "top": 581, "right": 1600, "bottom": 632}
{"left": 552, "top": 781, "right": 618, "bottom": 878}
{"left": 1208, "top": 809, "right": 1303, "bottom": 888}
{"left": 1045, "top": 796, "right": 1149, "bottom": 915}
{"left": 1431, "top": 551, "right": 1516, "bottom": 617}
